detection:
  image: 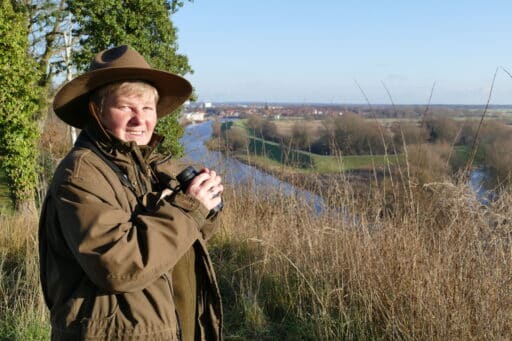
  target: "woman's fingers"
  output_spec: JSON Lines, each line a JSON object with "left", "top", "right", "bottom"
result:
{"left": 185, "top": 170, "right": 223, "bottom": 210}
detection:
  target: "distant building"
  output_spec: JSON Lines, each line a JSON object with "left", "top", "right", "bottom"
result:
{"left": 183, "top": 112, "right": 206, "bottom": 122}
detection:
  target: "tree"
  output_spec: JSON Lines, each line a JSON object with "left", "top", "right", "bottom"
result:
{"left": 225, "top": 126, "right": 248, "bottom": 151}
{"left": 391, "top": 123, "right": 428, "bottom": 151}
{"left": 291, "top": 122, "right": 312, "bottom": 150}
{"left": 424, "top": 117, "right": 459, "bottom": 144}
{"left": 0, "top": 0, "right": 43, "bottom": 211}
{"left": 24, "top": 0, "right": 69, "bottom": 89}
{"left": 246, "top": 115, "right": 265, "bottom": 137}
{"left": 67, "top": 0, "right": 193, "bottom": 156}
{"left": 24, "top": 0, "right": 191, "bottom": 91}
{"left": 20, "top": 0, "right": 192, "bottom": 156}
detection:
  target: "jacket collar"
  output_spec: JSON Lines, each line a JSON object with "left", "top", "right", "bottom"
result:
{"left": 81, "top": 121, "right": 164, "bottom": 162}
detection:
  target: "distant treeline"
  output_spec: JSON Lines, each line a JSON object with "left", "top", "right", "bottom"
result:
{"left": 214, "top": 115, "right": 512, "bottom": 182}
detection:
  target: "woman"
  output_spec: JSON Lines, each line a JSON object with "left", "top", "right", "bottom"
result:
{"left": 39, "top": 45, "right": 223, "bottom": 340}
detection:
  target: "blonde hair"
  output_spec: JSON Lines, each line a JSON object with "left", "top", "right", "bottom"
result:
{"left": 90, "top": 81, "right": 159, "bottom": 114}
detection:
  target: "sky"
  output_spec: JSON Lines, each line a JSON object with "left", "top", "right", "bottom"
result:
{"left": 173, "top": 0, "right": 512, "bottom": 105}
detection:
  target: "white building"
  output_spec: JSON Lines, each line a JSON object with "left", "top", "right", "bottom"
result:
{"left": 184, "top": 112, "right": 206, "bottom": 122}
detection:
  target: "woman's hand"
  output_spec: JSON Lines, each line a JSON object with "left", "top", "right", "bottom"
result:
{"left": 185, "top": 168, "right": 224, "bottom": 211}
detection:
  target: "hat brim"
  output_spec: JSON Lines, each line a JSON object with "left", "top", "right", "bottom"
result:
{"left": 53, "top": 67, "right": 192, "bottom": 128}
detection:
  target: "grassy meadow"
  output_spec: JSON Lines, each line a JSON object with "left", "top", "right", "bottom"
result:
{"left": 209, "top": 115, "right": 511, "bottom": 339}
{"left": 236, "top": 152, "right": 400, "bottom": 175}
{"left": 210, "top": 170, "right": 512, "bottom": 339}
{"left": 2, "top": 166, "right": 511, "bottom": 340}
{"left": 1, "top": 115, "right": 512, "bottom": 340}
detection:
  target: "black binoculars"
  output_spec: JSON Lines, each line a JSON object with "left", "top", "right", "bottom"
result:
{"left": 176, "top": 166, "right": 223, "bottom": 218}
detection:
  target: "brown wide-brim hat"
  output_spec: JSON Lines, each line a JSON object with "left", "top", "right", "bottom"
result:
{"left": 53, "top": 45, "right": 192, "bottom": 128}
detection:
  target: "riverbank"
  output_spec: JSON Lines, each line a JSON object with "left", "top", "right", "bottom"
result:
{"left": 209, "top": 131, "right": 493, "bottom": 209}
{"left": 207, "top": 128, "right": 388, "bottom": 192}
{"left": 216, "top": 146, "right": 494, "bottom": 220}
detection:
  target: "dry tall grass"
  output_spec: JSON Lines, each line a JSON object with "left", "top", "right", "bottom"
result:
{"left": 0, "top": 209, "right": 49, "bottom": 340}
{"left": 212, "top": 174, "right": 512, "bottom": 340}
{"left": 1, "top": 166, "right": 510, "bottom": 340}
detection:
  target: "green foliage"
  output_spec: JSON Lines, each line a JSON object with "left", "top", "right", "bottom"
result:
{"left": 23, "top": 0, "right": 69, "bottom": 90}
{"left": 0, "top": 310, "right": 50, "bottom": 341}
{"left": 0, "top": 168, "right": 10, "bottom": 210}
{"left": 67, "top": 0, "right": 193, "bottom": 155}
{"left": 24, "top": 0, "right": 191, "bottom": 91}
{"left": 156, "top": 112, "right": 185, "bottom": 157}
{"left": 68, "top": 0, "right": 192, "bottom": 75}
{"left": 221, "top": 121, "right": 234, "bottom": 133}
{"left": 0, "top": 0, "right": 43, "bottom": 211}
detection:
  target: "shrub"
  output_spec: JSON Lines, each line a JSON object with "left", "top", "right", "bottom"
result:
{"left": 316, "top": 114, "right": 391, "bottom": 155}
{"left": 290, "top": 121, "right": 314, "bottom": 150}
{"left": 477, "top": 121, "right": 512, "bottom": 184}
{"left": 225, "top": 126, "right": 249, "bottom": 151}
{"left": 0, "top": 1, "right": 43, "bottom": 211}
{"left": 404, "top": 143, "right": 452, "bottom": 184}
{"left": 391, "top": 123, "right": 428, "bottom": 150}
{"left": 424, "top": 117, "right": 460, "bottom": 143}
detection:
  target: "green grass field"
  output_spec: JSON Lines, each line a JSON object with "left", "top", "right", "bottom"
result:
{"left": 311, "top": 153, "right": 400, "bottom": 172}
{"left": 237, "top": 152, "right": 400, "bottom": 175}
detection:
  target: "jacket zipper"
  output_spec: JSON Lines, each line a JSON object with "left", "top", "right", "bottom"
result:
{"left": 163, "top": 273, "right": 182, "bottom": 341}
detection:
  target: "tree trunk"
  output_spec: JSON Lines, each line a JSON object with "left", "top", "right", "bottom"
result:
{"left": 15, "top": 197, "right": 37, "bottom": 214}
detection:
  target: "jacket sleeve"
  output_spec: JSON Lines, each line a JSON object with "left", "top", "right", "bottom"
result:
{"left": 152, "top": 160, "right": 221, "bottom": 240}
{"left": 53, "top": 158, "right": 207, "bottom": 294}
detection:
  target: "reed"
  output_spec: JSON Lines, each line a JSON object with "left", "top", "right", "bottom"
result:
{"left": 1, "top": 144, "right": 510, "bottom": 340}
{"left": 0, "top": 209, "right": 50, "bottom": 340}
{"left": 212, "top": 172, "right": 512, "bottom": 340}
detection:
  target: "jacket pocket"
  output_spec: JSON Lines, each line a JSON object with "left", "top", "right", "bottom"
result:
{"left": 77, "top": 276, "right": 180, "bottom": 340}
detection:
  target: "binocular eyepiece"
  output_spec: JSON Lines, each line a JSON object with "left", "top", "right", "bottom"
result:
{"left": 176, "top": 166, "right": 223, "bottom": 218}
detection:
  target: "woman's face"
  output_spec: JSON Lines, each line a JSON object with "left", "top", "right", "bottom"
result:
{"left": 100, "top": 90, "right": 157, "bottom": 145}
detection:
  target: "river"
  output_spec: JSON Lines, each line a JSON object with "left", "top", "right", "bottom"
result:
{"left": 179, "top": 120, "right": 326, "bottom": 212}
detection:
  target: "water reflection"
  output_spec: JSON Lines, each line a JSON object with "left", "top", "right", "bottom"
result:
{"left": 470, "top": 168, "right": 495, "bottom": 205}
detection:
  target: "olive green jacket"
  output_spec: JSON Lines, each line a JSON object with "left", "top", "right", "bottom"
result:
{"left": 39, "top": 127, "right": 222, "bottom": 340}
